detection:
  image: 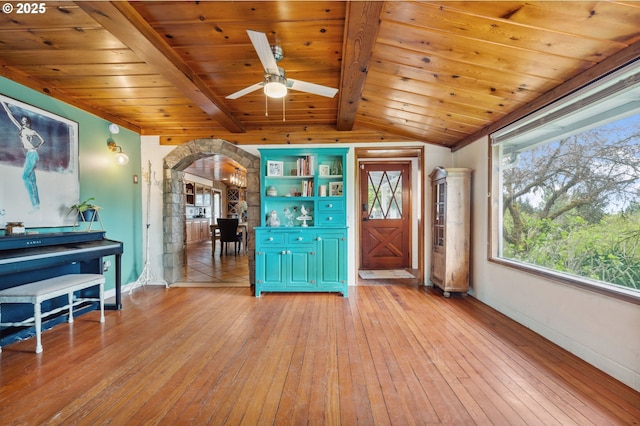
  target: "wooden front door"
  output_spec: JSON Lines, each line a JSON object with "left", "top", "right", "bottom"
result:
{"left": 360, "top": 162, "right": 411, "bottom": 269}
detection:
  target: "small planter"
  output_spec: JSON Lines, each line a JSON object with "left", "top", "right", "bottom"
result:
{"left": 68, "top": 198, "right": 103, "bottom": 231}
{"left": 80, "top": 209, "right": 96, "bottom": 223}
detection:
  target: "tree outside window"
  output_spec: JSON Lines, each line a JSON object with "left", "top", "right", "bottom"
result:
{"left": 491, "top": 62, "right": 640, "bottom": 299}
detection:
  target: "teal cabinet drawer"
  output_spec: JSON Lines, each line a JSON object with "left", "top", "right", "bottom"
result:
{"left": 287, "top": 233, "right": 313, "bottom": 244}
{"left": 317, "top": 199, "right": 344, "bottom": 212}
{"left": 256, "top": 232, "right": 285, "bottom": 244}
{"left": 317, "top": 213, "right": 345, "bottom": 226}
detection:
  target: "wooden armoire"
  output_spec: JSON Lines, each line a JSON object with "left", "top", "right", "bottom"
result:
{"left": 429, "top": 167, "right": 472, "bottom": 297}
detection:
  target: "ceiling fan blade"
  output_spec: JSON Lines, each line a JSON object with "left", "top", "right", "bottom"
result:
{"left": 226, "top": 82, "right": 264, "bottom": 99}
{"left": 288, "top": 79, "right": 339, "bottom": 98}
{"left": 246, "top": 30, "right": 279, "bottom": 74}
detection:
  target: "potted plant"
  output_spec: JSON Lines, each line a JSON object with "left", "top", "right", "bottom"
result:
{"left": 68, "top": 197, "right": 101, "bottom": 223}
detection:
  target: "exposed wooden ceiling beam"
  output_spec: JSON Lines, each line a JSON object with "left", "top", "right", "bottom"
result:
{"left": 75, "top": 1, "right": 245, "bottom": 134}
{"left": 336, "top": 1, "right": 383, "bottom": 131}
{"left": 156, "top": 125, "right": 416, "bottom": 146}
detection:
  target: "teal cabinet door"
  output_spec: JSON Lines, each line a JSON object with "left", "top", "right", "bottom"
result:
{"left": 255, "top": 247, "right": 285, "bottom": 296}
{"left": 263, "top": 250, "right": 285, "bottom": 285}
{"left": 286, "top": 249, "right": 315, "bottom": 288}
{"left": 316, "top": 231, "right": 348, "bottom": 296}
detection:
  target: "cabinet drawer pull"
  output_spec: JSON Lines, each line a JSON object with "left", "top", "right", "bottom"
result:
{"left": 327, "top": 203, "right": 333, "bottom": 208}
{"left": 281, "top": 250, "right": 287, "bottom": 255}
{"left": 316, "top": 237, "right": 322, "bottom": 241}
{"left": 296, "top": 237, "right": 303, "bottom": 241}
{"left": 327, "top": 217, "right": 333, "bottom": 221}
{"left": 268, "top": 237, "right": 274, "bottom": 241}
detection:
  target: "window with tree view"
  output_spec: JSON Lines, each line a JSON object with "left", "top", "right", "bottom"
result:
{"left": 491, "top": 61, "right": 640, "bottom": 299}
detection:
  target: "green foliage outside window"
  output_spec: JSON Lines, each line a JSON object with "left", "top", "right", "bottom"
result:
{"left": 500, "top": 115, "right": 640, "bottom": 292}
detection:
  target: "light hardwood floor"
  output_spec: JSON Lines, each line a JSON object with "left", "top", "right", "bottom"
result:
{"left": 0, "top": 278, "right": 638, "bottom": 424}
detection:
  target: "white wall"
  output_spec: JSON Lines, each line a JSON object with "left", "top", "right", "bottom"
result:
{"left": 454, "top": 136, "right": 640, "bottom": 392}
{"left": 140, "top": 136, "right": 173, "bottom": 285}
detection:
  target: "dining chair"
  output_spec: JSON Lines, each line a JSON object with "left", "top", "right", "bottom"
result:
{"left": 216, "top": 218, "right": 243, "bottom": 255}
{"left": 210, "top": 224, "right": 220, "bottom": 256}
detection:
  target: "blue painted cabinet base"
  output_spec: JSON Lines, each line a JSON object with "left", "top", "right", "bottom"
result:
{"left": 255, "top": 227, "right": 348, "bottom": 297}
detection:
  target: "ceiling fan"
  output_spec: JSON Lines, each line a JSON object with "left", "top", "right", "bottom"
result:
{"left": 226, "top": 30, "right": 339, "bottom": 100}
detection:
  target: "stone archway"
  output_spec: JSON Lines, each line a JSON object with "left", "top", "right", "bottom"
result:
{"left": 162, "top": 139, "right": 260, "bottom": 284}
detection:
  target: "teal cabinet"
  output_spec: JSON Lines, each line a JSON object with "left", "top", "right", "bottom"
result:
{"left": 255, "top": 148, "right": 349, "bottom": 297}
{"left": 255, "top": 228, "right": 347, "bottom": 296}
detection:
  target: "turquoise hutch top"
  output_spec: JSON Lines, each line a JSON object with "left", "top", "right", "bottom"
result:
{"left": 255, "top": 148, "right": 349, "bottom": 297}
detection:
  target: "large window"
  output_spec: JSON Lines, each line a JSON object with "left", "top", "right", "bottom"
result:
{"left": 491, "top": 61, "right": 640, "bottom": 301}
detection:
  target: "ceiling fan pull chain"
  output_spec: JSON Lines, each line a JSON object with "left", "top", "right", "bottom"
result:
{"left": 282, "top": 97, "right": 286, "bottom": 122}
{"left": 265, "top": 95, "right": 269, "bottom": 117}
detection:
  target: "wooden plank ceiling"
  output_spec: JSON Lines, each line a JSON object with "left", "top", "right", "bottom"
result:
{"left": 0, "top": 1, "right": 639, "bottom": 152}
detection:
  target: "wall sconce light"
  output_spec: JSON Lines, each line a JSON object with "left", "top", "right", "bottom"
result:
{"left": 107, "top": 138, "right": 129, "bottom": 166}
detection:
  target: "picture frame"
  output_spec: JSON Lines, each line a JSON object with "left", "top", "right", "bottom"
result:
{"left": 0, "top": 93, "right": 79, "bottom": 228}
{"left": 329, "top": 181, "right": 343, "bottom": 197}
{"left": 267, "top": 160, "right": 283, "bottom": 176}
{"left": 319, "top": 164, "right": 330, "bottom": 176}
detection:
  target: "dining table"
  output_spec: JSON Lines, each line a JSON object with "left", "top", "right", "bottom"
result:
{"left": 210, "top": 221, "right": 248, "bottom": 254}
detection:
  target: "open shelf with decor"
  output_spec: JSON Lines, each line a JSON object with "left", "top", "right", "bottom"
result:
{"left": 255, "top": 148, "right": 349, "bottom": 297}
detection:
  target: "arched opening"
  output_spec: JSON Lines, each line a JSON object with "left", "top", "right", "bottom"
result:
{"left": 162, "top": 139, "right": 260, "bottom": 285}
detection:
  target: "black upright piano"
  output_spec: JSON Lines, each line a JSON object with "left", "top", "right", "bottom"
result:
{"left": 0, "top": 231, "right": 123, "bottom": 347}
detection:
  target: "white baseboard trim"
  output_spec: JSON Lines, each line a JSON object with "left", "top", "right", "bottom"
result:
{"left": 105, "top": 281, "right": 167, "bottom": 301}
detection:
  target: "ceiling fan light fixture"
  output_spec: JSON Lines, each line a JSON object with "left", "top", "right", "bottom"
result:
{"left": 264, "top": 74, "right": 287, "bottom": 98}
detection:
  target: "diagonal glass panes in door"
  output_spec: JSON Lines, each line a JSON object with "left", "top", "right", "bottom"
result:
{"left": 367, "top": 171, "right": 403, "bottom": 220}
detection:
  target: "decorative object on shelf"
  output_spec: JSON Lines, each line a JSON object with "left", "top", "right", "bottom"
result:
{"left": 267, "top": 186, "right": 278, "bottom": 197}
{"left": 329, "top": 182, "right": 343, "bottom": 196}
{"left": 267, "top": 161, "right": 283, "bottom": 176}
{"left": 319, "top": 165, "right": 330, "bottom": 176}
{"left": 332, "top": 159, "right": 342, "bottom": 175}
{"left": 297, "top": 205, "right": 312, "bottom": 227}
{"left": 283, "top": 207, "right": 294, "bottom": 227}
{"left": 266, "top": 210, "right": 280, "bottom": 227}
{"left": 319, "top": 185, "right": 327, "bottom": 197}
{"left": 5, "top": 222, "right": 25, "bottom": 235}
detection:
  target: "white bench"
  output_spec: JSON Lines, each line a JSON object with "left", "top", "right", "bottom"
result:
{"left": 0, "top": 274, "right": 105, "bottom": 353}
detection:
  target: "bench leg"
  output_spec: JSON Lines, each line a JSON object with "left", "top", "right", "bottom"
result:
{"left": 100, "top": 282, "right": 105, "bottom": 323}
{"left": 35, "top": 302, "right": 42, "bottom": 353}
{"left": 68, "top": 291, "right": 74, "bottom": 323}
